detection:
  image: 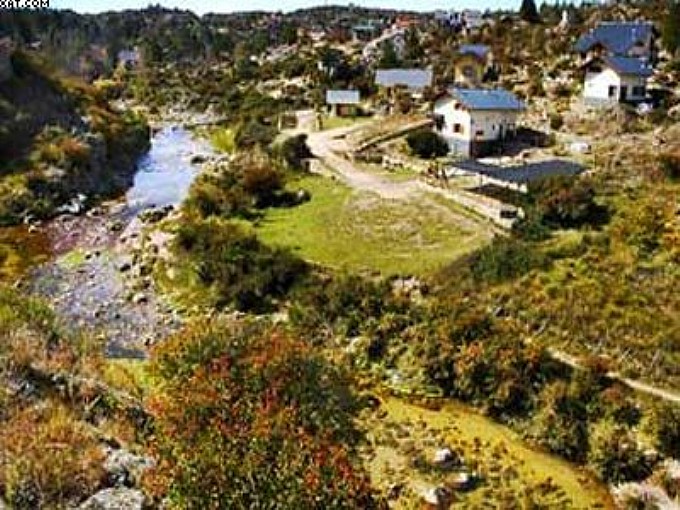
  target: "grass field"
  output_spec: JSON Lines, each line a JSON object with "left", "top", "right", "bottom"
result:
{"left": 253, "top": 176, "right": 492, "bottom": 276}
{"left": 320, "top": 115, "right": 370, "bottom": 131}
{"left": 363, "top": 396, "right": 613, "bottom": 509}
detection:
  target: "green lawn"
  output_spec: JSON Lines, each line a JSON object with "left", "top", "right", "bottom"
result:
{"left": 253, "top": 176, "right": 491, "bottom": 276}
{"left": 320, "top": 115, "right": 370, "bottom": 131}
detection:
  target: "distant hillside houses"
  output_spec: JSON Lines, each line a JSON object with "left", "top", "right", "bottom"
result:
{"left": 375, "top": 68, "right": 433, "bottom": 98}
{"left": 575, "top": 21, "right": 658, "bottom": 106}
{"left": 434, "top": 9, "right": 487, "bottom": 34}
{"left": 433, "top": 88, "right": 524, "bottom": 158}
{"left": 117, "top": 48, "right": 141, "bottom": 69}
{"left": 455, "top": 44, "right": 497, "bottom": 87}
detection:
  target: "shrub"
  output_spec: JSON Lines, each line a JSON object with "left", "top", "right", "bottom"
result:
{"left": 234, "top": 119, "right": 277, "bottom": 149}
{"left": 530, "top": 382, "right": 589, "bottom": 462}
{"left": 0, "top": 405, "right": 105, "bottom": 508}
{"left": 210, "top": 128, "right": 236, "bottom": 154}
{"left": 289, "top": 274, "right": 401, "bottom": 340}
{"left": 466, "top": 237, "right": 549, "bottom": 285}
{"left": 174, "top": 218, "right": 308, "bottom": 312}
{"left": 406, "top": 130, "right": 449, "bottom": 159}
{"left": 145, "top": 321, "right": 378, "bottom": 509}
{"left": 588, "top": 421, "right": 654, "bottom": 484}
{"left": 184, "top": 151, "right": 286, "bottom": 218}
{"left": 275, "top": 134, "right": 313, "bottom": 171}
{"left": 528, "top": 176, "right": 609, "bottom": 229}
{"left": 658, "top": 150, "right": 680, "bottom": 180}
{"left": 647, "top": 403, "right": 680, "bottom": 459}
{"left": 549, "top": 112, "right": 564, "bottom": 131}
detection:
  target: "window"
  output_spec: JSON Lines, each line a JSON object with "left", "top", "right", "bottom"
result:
{"left": 453, "top": 123, "right": 463, "bottom": 134}
{"left": 608, "top": 85, "right": 617, "bottom": 98}
{"left": 632, "top": 85, "right": 646, "bottom": 97}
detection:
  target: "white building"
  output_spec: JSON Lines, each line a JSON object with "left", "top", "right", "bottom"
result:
{"left": 117, "top": 48, "right": 141, "bottom": 69}
{"left": 433, "top": 88, "right": 524, "bottom": 158}
{"left": 582, "top": 56, "right": 652, "bottom": 105}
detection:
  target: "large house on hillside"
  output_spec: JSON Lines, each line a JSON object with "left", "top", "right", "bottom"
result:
{"left": 575, "top": 21, "right": 658, "bottom": 105}
{"left": 575, "top": 21, "right": 658, "bottom": 62}
{"left": 433, "top": 88, "right": 524, "bottom": 158}
{"left": 582, "top": 56, "right": 653, "bottom": 104}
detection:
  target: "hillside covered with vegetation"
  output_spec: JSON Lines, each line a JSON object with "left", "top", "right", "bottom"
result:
{"left": 0, "top": 51, "right": 148, "bottom": 225}
{"left": 2, "top": 0, "right": 680, "bottom": 508}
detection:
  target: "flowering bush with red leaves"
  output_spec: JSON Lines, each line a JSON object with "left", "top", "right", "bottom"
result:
{"left": 145, "top": 320, "right": 379, "bottom": 509}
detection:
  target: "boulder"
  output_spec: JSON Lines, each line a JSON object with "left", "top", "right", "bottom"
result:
{"left": 118, "top": 260, "right": 132, "bottom": 273}
{"left": 103, "top": 448, "right": 154, "bottom": 487}
{"left": 448, "top": 471, "right": 475, "bottom": 491}
{"left": 433, "top": 447, "right": 457, "bottom": 467}
{"left": 421, "top": 486, "right": 450, "bottom": 507}
{"left": 190, "top": 154, "right": 207, "bottom": 165}
{"left": 569, "top": 141, "right": 591, "bottom": 154}
{"left": 79, "top": 488, "right": 145, "bottom": 510}
{"left": 131, "top": 293, "right": 148, "bottom": 305}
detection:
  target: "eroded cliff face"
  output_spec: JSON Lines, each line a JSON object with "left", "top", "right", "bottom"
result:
{"left": 0, "top": 51, "right": 149, "bottom": 225}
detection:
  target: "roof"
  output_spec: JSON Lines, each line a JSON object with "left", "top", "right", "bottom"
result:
{"left": 375, "top": 68, "right": 433, "bottom": 89}
{"left": 575, "top": 21, "right": 655, "bottom": 55}
{"left": 458, "top": 44, "right": 490, "bottom": 60}
{"left": 455, "top": 159, "right": 584, "bottom": 184}
{"left": 446, "top": 88, "right": 524, "bottom": 111}
{"left": 602, "top": 56, "right": 654, "bottom": 77}
{"left": 326, "top": 89, "right": 360, "bottom": 105}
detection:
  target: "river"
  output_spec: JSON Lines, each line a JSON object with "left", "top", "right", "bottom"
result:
{"left": 27, "top": 126, "right": 214, "bottom": 358}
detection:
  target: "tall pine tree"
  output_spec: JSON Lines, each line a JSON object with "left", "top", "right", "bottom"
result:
{"left": 520, "top": 0, "right": 542, "bottom": 24}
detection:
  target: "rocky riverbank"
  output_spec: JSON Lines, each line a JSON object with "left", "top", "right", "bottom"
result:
{"left": 20, "top": 125, "right": 216, "bottom": 358}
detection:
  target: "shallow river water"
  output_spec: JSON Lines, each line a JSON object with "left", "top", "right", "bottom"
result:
{"left": 28, "top": 126, "right": 214, "bottom": 357}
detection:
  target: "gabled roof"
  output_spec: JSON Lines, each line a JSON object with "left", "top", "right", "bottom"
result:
{"left": 445, "top": 88, "right": 524, "bottom": 111}
{"left": 326, "top": 89, "right": 360, "bottom": 105}
{"left": 603, "top": 56, "right": 654, "bottom": 77}
{"left": 375, "top": 68, "right": 433, "bottom": 89}
{"left": 575, "top": 21, "right": 656, "bottom": 55}
{"left": 455, "top": 159, "right": 584, "bottom": 184}
{"left": 458, "top": 44, "right": 490, "bottom": 60}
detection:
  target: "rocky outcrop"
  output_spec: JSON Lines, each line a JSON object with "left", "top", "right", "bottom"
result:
{"left": 79, "top": 488, "right": 145, "bottom": 510}
{"left": 103, "top": 448, "right": 154, "bottom": 487}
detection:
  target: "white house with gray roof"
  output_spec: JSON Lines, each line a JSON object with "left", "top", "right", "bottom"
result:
{"left": 434, "top": 88, "right": 524, "bottom": 158}
{"left": 582, "top": 56, "right": 653, "bottom": 105}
